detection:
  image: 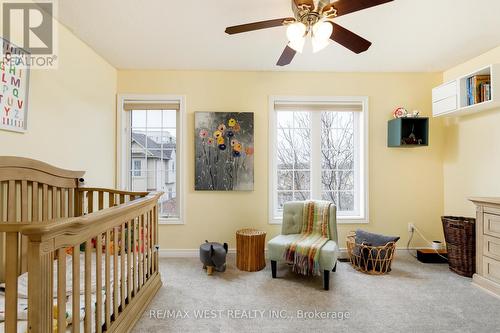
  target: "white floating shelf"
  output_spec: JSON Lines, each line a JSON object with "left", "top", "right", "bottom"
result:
{"left": 432, "top": 64, "right": 500, "bottom": 117}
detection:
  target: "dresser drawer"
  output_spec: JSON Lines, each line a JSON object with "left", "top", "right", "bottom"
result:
{"left": 483, "top": 257, "right": 500, "bottom": 284}
{"left": 484, "top": 235, "right": 500, "bottom": 261}
{"left": 484, "top": 213, "right": 500, "bottom": 238}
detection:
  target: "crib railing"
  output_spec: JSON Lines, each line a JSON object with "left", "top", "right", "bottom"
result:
{"left": 76, "top": 188, "right": 150, "bottom": 216}
{"left": 0, "top": 189, "right": 162, "bottom": 333}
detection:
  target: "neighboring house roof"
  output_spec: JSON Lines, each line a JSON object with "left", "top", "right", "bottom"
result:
{"left": 132, "top": 132, "right": 175, "bottom": 160}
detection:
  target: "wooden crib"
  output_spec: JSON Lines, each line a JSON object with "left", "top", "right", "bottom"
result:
{"left": 0, "top": 157, "right": 162, "bottom": 332}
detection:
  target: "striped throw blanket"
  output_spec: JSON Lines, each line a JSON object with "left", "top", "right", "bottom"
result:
{"left": 284, "top": 201, "right": 332, "bottom": 276}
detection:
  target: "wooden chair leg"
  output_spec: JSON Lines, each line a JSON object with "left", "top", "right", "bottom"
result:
{"left": 271, "top": 260, "right": 277, "bottom": 278}
{"left": 323, "top": 270, "right": 330, "bottom": 290}
{"left": 207, "top": 266, "right": 214, "bottom": 275}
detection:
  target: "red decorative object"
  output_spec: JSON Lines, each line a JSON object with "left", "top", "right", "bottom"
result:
{"left": 393, "top": 107, "right": 408, "bottom": 118}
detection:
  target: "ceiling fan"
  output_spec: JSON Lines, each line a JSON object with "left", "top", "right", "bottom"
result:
{"left": 225, "top": 0, "right": 394, "bottom": 66}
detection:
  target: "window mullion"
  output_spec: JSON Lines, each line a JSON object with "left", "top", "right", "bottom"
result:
{"left": 311, "top": 112, "right": 321, "bottom": 200}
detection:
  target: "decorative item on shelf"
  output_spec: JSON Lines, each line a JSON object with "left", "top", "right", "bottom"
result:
{"left": 392, "top": 107, "right": 408, "bottom": 118}
{"left": 199, "top": 240, "right": 228, "bottom": 275}
{"left": 401, "top": 124, "right": 423, "bottom": 145}
{"left": 411, "top": 110, "right": 420, "bottom": 118}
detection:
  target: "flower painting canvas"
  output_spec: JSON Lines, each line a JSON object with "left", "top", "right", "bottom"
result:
{"left": 195, "top": 112, "right": 254, "bottom": 191}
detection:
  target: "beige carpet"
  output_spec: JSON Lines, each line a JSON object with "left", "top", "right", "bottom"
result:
{"left": 132, "top": 253, "right": 500, "bottom": 333}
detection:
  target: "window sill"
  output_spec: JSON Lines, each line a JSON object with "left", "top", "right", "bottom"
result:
{"left": 159, "top": 218, "right": 184, "bottom": 225}
{"left": 269, "top": 217, "right": 369, "bottom": 225}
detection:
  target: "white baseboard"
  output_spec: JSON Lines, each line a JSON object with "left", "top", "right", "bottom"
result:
{"left": 158, "top": 247, "right": 430, "bottom": 259}
{"left": 159, "top": 249, "right": 237, "bottom": 258}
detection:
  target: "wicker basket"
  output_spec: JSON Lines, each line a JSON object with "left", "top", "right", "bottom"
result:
{"left": 346, "top": 232, "right": 397, "bottom": 275}
{"left": 441, "top": 216, "right": 476, "bottom": 277}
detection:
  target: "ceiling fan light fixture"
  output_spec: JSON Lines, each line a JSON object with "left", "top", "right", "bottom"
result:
{"left": 286, "top": 22, "right": 307, "bottom": 53}
{"left": 311, "top": 20, "right": 333, "bottom": 53}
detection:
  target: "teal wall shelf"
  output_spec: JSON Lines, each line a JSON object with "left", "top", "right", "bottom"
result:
{"left": 387, "top": 117, "right": 429, "bottom": 147}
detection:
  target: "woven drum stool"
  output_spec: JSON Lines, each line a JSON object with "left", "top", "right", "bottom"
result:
{"left": 236, "top": 229, "right": 266, "bottom": 272}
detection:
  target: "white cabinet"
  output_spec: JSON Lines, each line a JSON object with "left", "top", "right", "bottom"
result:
{"left": 432, "top": 81, "right": 458, "bottom": 116}
{"left": 432, "top": 64, "right": 500, "bottom": 117}
{"left": 470, "top": 198, "right": 500, "bottom": 298}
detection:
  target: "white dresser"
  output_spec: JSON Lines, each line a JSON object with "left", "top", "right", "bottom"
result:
{"left": 470, "top": 197, "right": 500, "bottom": 297}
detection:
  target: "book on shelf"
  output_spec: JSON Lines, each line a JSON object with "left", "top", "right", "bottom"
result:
{"left": 466, "top": 75, "right": 491, "bottom": 106}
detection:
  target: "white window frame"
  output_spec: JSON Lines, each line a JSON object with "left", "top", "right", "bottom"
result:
{"left": 132, "top": 159, "right": 142, "bottom": 177}
{"left": 117, "top": 94, "right": 186, "bottom": 225}
{"left": 268, "top": 96, "right": 369, "bottom": 224}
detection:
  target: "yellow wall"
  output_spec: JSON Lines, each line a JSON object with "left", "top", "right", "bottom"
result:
{"left": 0, "top": 24, "right": 117, "bottom": 187}
{"left": 443, "top": 46, "right": 500, "bottom": 216}
{"left": 118, "top": 70, "right": 444, "bottom": 249}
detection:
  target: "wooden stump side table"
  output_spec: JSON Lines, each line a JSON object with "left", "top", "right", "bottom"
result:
{"left": 236, "top": 229, "right": 266, "bottom": 272}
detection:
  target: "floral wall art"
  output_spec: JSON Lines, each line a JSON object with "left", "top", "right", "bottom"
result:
{"left": 195, "top": 112, "right": 254, "bottom": 191}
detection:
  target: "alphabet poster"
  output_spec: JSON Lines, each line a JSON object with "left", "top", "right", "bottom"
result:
{"left": 1, "top": 38, "right": 30, "bottom": 133}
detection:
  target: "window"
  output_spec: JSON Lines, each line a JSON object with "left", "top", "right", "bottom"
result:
{"left": 132, "top": 159, "right": 142, "bottom": 177}
{"left": 270, "top": 97, "right": 368, "bottom": 223}
{"left": 120, "top": 97, "right": 185, "bottom": 223}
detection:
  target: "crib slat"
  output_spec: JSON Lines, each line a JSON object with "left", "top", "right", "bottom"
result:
{"left": 0, "top": 182, "right": 3, "bottom": 222}
{"left": 73, "top": 246, "right": 81, "bottom": 333}
{"left": 21, "top": 180, "right": 28, "bottom": 220}
{"left": 113, "top": 227, "right": 119, "bottom": 318}
{"left": 61, "top": 188, "right": 67, "bottom": 218}
{"left": 120, "top": 194, "right": 125, "bottom": 205}
{"left": 109, "top": 192, "right": 115, "bottom": 207}
{"left": 57, "top": 248, "right": 67, "bottom": 333}
{"left": 5, "top": 232, "right": 19, "bottom": 333}
{"left": 42, "top": 184, "right": 48, "bottom": 220}
{"left": 88, "top": 190, "right": 94, "bottom": 214}
{"left": 52, "top": 186, "right": 57, "bottom": 219}
{"left": 138, "top": 215, "right": 143, "bottom": 288}
{"left": 147, "top": 212, "right": 151, "bottom": 276}
{"left": 153, "top": 204, "right": 157, "bottom": 273}
{"left": 21, "top": 180, "right": 29, "bottom": 273}
{"left": 120, "top": 223, "right": 126, "bottom": 309}
{"left": 84, "top": 240, "right": 92, "bottom": 333}
{"left": 98, "top": 191, "right": 104, "bottom": 211}
{"left": 69, "top": 188, "right": 75, "bottom": 217}
{"left": 133, "top": 218, "right": 138, "bottom": 296}
{"left": 142, "top": 212, "right": 149, "bottom": 283}
{"left": 96, "top": 235, "right": 103, "bottom": 333}
{"left": 78, "top": 190, "right": 84, "bottom": 216}
{"left": 32, "top": 181, "right": 39, "bottom": 221}
{"left": 105, "top": 230, "right": 111, "bottom": 329}
{"left": 127, "top": 220, "right": 132, "bottom": 302}
{"left": 150, "top": 206, "right": 154, "bottom": 273}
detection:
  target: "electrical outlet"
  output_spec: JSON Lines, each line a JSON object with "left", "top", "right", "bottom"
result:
{"left": 408, "top": 223, "right": 415, "bottom": 233}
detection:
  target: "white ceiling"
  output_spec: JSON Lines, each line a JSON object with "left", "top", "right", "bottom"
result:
{"left": 58, "top": 0, "right": 500, "bottom": 72}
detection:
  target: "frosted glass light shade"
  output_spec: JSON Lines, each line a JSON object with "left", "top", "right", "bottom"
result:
{"left": 312, "top": 20, "right": 333, "bottom": 53}
{"left": 286, "top": 22, "right": 307, "bottom": 53}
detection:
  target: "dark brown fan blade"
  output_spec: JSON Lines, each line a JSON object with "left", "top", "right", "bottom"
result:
{"left": 225, "top": 18, "right": 294, "bottom": 35}
{"left": 330, "top": 22, "right": 372, "bottom": 54}
{"left": 276, "top": 45, "right": 297, "bottom": 66}
{"left": 325, "top": 0, "right": 394, "bottom": 17}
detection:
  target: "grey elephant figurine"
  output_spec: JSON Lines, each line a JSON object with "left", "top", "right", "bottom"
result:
{"left": 199, "top": 240, "right": 228, "bottom": 275}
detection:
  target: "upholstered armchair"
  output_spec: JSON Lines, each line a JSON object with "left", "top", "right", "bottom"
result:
{"left": 267, "top": 201, "right": 339, "bottom": 290}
